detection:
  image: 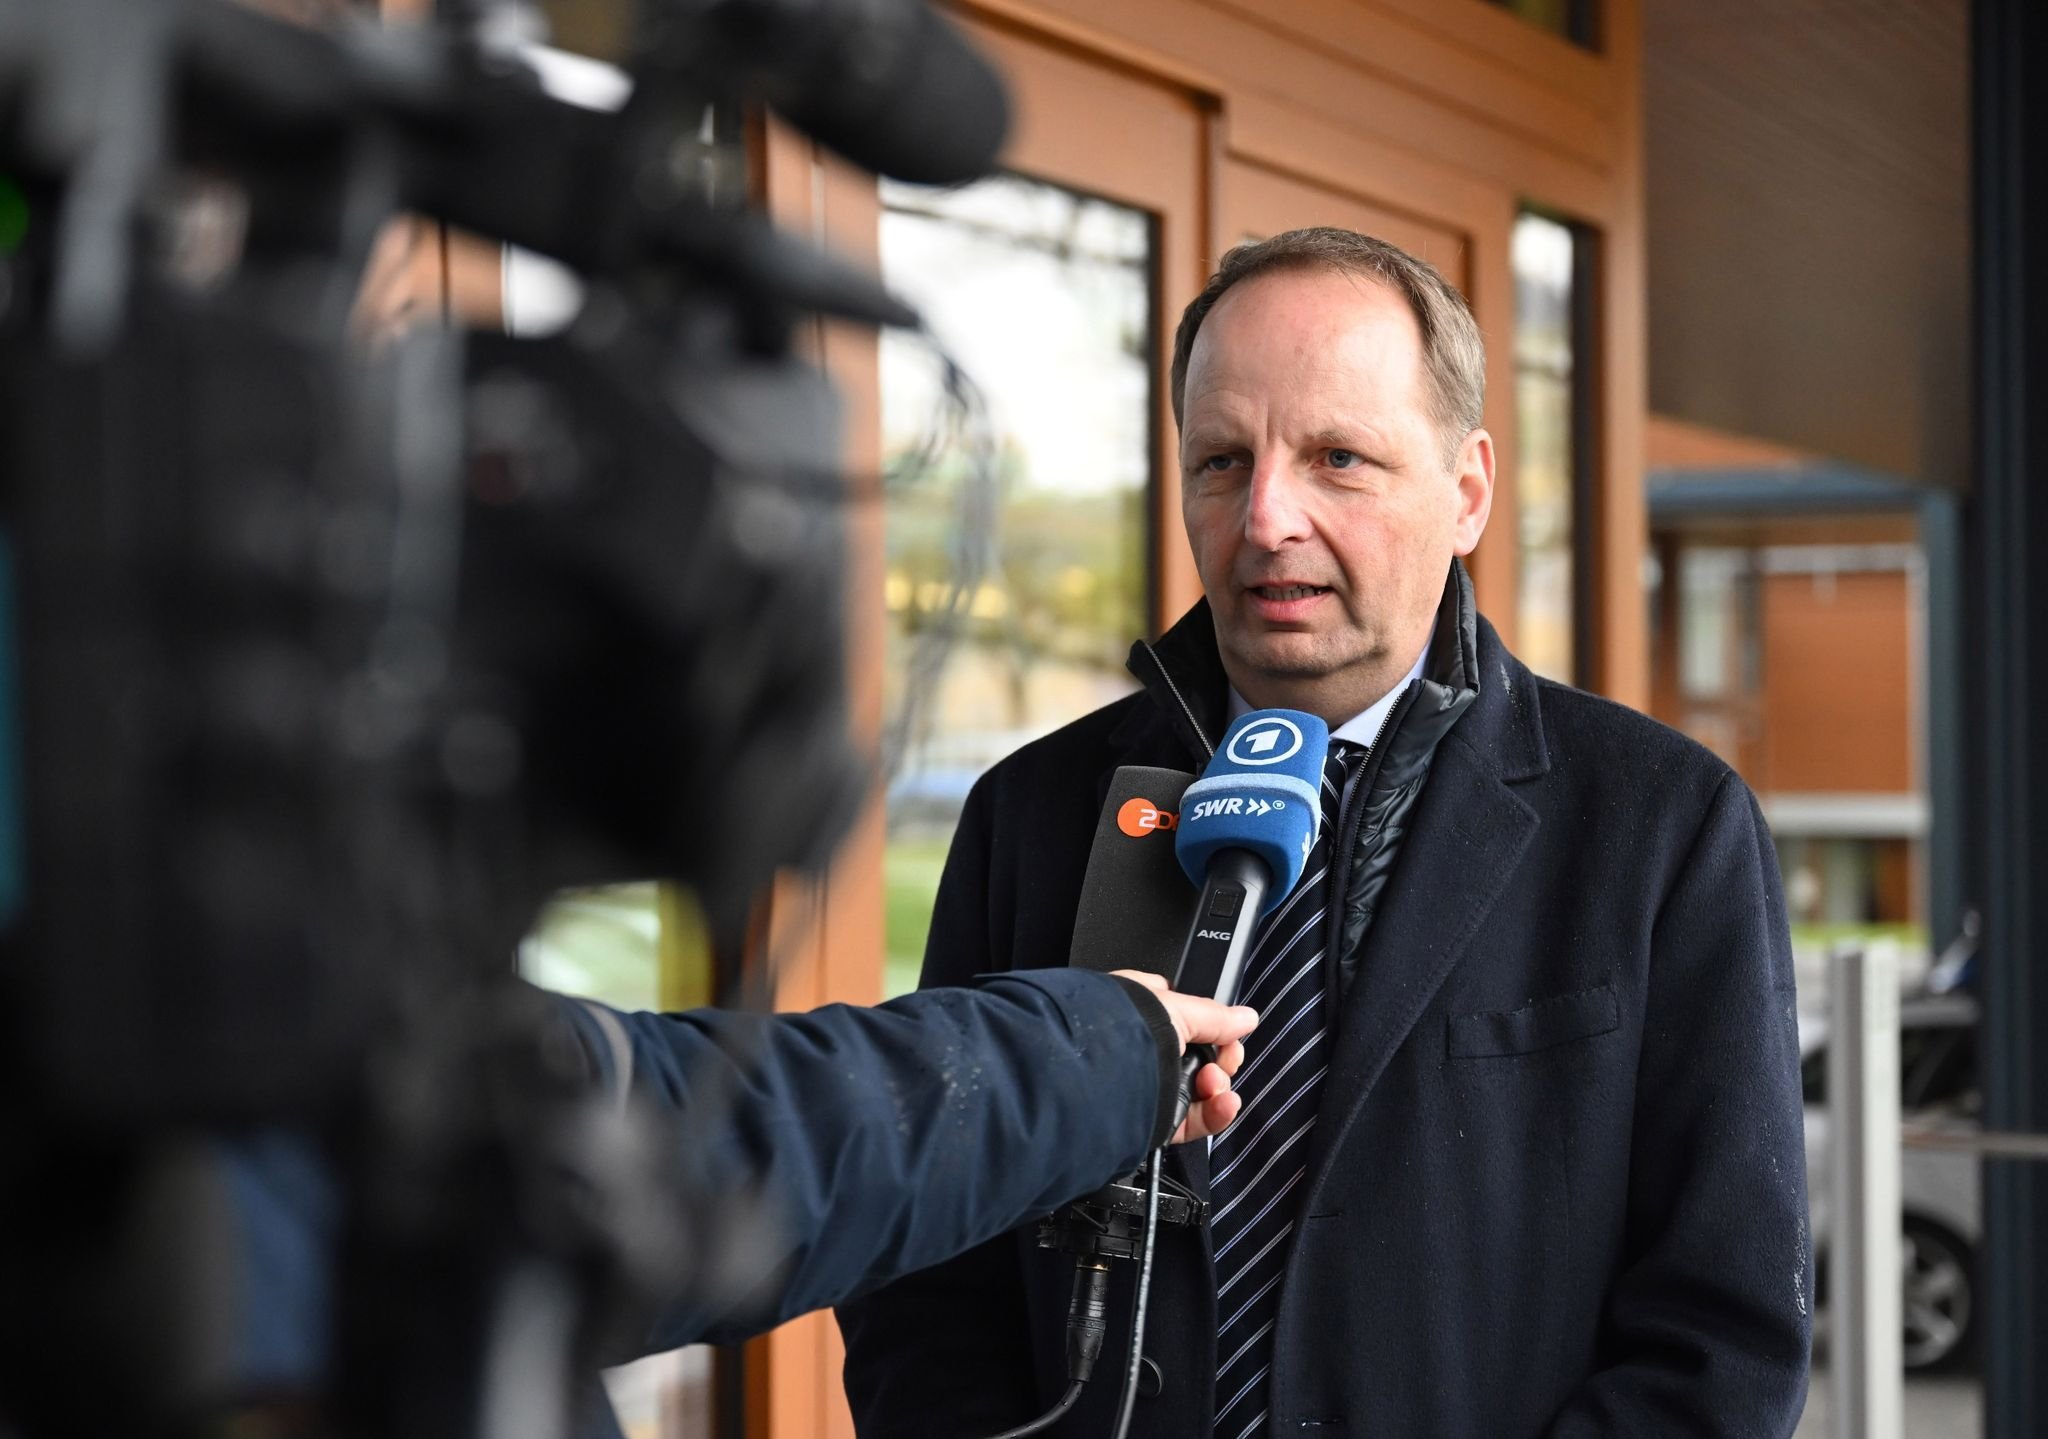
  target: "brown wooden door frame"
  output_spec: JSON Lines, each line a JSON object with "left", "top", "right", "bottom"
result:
{"left": 744, "top": 116, "right": 886, "bottom": 1439}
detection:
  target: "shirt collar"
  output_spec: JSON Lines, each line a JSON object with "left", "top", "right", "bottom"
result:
{"left": 1226, "top": 640, "right": 1432, "bottom": 755}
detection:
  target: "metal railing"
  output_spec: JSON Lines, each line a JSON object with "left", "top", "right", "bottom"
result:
{"left": 1900, "top": 1126, "right": 2048, "bottom": 1161}
{"left": 1826, "top": 944, "right": 2048, "bottom": 1439}
{"left": 1829, "top": 945, "right": 1900, "bottom": 1439}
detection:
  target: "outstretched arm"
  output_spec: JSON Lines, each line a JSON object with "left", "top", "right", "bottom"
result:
{"left": 557, "top": 967, "right": 1254, "bottom": 1351}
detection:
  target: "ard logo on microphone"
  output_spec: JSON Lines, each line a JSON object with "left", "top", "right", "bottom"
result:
{"left": 1225, "top": 715, "right": 1305, "bottom": 766}
{"left": 1116, "top": 796, "right": 1178, "bottom": 837}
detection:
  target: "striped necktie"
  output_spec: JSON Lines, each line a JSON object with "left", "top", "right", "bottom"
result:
{"left": 1206, "top": 740, "right": 1358, "bottom": 1439}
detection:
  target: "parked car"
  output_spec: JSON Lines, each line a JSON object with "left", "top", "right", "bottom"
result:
{"left": 1801, "top": 992, "right": 1981, "bottom": 1373}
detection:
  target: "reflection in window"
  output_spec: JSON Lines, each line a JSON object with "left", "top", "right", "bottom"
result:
{"left": 603, "top": 1348, "right": 715, "bottom": 1439}
{"left": 880, "top": 175, "right": 1155, "bottom": 996}
{"left": 1512, "top": 211, "right": 1587, "bottom": 684}
{"left": 522, "top": 883, "right": 664, "bottom": 1009}
{"left": 1484, "top": 0, "right": 1597, "bottom": 49}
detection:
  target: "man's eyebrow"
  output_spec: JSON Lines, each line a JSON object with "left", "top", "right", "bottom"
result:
{"left": 1302, "top": 425, "right": 1367, "bottom": 449}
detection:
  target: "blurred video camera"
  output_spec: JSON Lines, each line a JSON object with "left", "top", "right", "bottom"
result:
{"left": 0, "top": 0, "right": 1005, "bottom": 1433}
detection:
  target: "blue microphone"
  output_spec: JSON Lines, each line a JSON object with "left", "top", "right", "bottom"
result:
{"left": 1169, "top": 709, "right": 1330, "bottom": 1008}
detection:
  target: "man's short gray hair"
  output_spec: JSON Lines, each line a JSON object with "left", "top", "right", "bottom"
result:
{"left": 1169, "top": 227, "right": 1487, "bottom": 466}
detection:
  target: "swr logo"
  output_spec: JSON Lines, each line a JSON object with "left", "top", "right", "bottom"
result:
{"left": 1117, "top": 797, "right": 1178, "bottom": 837}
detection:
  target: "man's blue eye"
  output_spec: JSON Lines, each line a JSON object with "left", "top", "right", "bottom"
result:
{"left": 1203, "top": 454, "right": 1237, "bottom": 472}
{"left": 1328, "top": 449, "right": 1360, "bottom": 468}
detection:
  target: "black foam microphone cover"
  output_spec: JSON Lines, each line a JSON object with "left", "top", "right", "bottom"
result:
{"left": 1066, "top": 766, "right": 1197, "bottom": 981}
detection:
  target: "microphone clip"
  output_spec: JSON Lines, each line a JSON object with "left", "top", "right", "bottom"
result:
{"left": 1035, "top": 1168, "right": 1207, "bottom": 1263}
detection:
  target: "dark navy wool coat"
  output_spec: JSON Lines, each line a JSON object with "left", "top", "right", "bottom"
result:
{"left": 839, "top": 596, "right": 1813, "bottom": 1438}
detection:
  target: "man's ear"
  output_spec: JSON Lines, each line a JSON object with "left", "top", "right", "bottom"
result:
{"left": 1450, "top": 428, "right": 1495, "bottom": 557}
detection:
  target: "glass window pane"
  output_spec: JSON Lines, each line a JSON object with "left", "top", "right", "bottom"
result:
{"left": 1513, "top": 211, "right": 1579, "bottom": 683}
{"left": 603, "top": 1348, "right": 714, "bottom": 1439}
{"left": 1678, "top": 547, "right": 1746, "bottom": 700}
{"left": 880, "top": 174, "right": 1155, "bottom": 996}
{"left": 521, "top": 883, "right": 664, "bottom": 1009}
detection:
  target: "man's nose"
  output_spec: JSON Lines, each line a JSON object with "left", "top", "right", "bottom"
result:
{"left": 1243, "top": 459, "right": 1313, "bottom": 552}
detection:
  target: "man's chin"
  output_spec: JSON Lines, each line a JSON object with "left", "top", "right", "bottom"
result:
{"left": 1224, "top": 632, "right": 1356, "bottom": 683}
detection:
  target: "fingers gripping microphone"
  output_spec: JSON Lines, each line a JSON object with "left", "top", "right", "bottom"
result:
{"left": 1172, "top": 709, "right": 1331, "bottom": 1007}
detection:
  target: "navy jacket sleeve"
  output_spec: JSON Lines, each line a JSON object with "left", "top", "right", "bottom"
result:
{"left": 559, "top": 964, "right": 1170, "bottom": 1351}
{"left": 1542, "top": 774, "right": 1813, "bottom": 1436}
{"left": 836, "top": 777, "right": 1046, "bottom": 1438}
{"left": 221, "top": 962, "right": 1174, "bottom": 1410}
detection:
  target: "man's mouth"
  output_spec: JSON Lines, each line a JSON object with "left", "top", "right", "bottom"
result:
{"left": 1249, "top": 584, "right": 1330, "bottom": 601}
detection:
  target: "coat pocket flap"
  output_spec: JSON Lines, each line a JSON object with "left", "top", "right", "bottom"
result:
{"left": 1447, "top": 982, "right": 1619, "bottom": 1058}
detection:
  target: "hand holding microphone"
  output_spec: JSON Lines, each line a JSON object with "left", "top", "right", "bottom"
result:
{"left": 1108, "top": 970, "right": 1255, "bottom": 1143}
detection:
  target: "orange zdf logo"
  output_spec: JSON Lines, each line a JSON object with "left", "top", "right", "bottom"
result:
{"left": 1117, "top": 797, "right": 1178, "bottom": 837}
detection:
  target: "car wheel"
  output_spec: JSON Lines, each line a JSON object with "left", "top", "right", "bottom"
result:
{"left": 1902, "top": 1215, "right": 1976, "bottom": 1374}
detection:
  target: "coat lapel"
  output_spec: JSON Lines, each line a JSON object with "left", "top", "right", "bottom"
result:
{"left": 1301, "top": 732, "right": 1540, "bottom": 1191}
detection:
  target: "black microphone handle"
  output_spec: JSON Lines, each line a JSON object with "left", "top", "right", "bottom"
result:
{"left": 1172, "top": 848, "right": 1273, "bottom": 1006}
{"left": 1157, "top": 848, "right": 1269, "bottom": 1137}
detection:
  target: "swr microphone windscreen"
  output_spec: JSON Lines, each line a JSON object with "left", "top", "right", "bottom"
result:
{"left": 1067, "top": 766, "right": 1196, "bottom": 980}
{"left": 1175, "top": 710, "right": 1330, "bottom": 910}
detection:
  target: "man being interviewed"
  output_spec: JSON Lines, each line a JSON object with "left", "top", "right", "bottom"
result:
{"left": 838, "top": 228, "right": 1810, "bottom": 1438}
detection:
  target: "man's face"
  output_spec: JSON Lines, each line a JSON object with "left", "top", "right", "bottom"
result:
{"left": 1178, "top": 267, "right": 1492, "bottom": 719}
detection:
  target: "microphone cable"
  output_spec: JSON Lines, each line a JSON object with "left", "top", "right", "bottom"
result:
{"left": 983, "top": 1383, "right": 1082, "bottom": 1439}
{"left": 1106, "top": 1150, "right": 1164, "bottom": 1439}
{"left": 975, "top": 1143, "right": 1168, "bottom": 1439}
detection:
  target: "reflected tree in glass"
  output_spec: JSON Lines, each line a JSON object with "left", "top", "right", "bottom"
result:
{"left": 879, "top": 175, "right": 1156, "bottom": 994}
